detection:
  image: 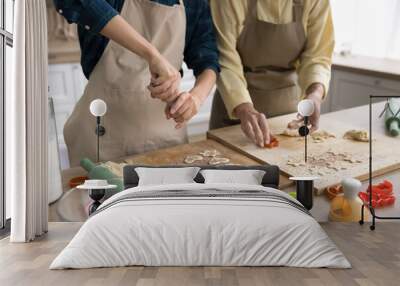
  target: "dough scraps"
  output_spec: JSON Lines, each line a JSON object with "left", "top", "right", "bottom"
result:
{"left": 280, "top": 129, "right": 336, "bottom": 143}
{"left": 200, "top": 149, "right": 221, "bottom": 157}
{"left": 287, "top": 159, "right": 306, "bottom": 167}
{"left": 184, "top": 155, "right": 204, "bottom": 164}
{"left": 209, "top": 157, "right": 230, "bottom": 165}
{"left": 343, "top": 129, "right": 369, "bottom": 142}
{"left": 184, "top": 150, "right": 230, "bottom": 165}
{"left": 285, "top": 150, "right": 364, "bottom": 177}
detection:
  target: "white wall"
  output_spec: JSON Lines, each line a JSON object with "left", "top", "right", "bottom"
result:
{"left": 331, "top": 0, "right": 400, "bottom": 59}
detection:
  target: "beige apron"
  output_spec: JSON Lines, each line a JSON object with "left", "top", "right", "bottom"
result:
{"left": 210, "top": 0, "right": 307, "bottom": 129}
{"left": 64, "top": 0, "right": 187, "bottom": 167}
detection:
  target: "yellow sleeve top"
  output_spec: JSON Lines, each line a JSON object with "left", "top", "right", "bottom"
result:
{"left": 209, "top": 0, "right": 335, "bottom": 118}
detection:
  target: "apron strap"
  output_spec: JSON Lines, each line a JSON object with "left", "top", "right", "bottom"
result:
{"left": 293, "top": 0, "right": 304, "bottom": 23}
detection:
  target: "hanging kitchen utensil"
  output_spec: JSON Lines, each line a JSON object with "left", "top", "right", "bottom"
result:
{"left": 297, "top": 100, "right": 314, "bottom": 162}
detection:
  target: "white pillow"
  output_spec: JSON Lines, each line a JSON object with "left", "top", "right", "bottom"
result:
{"left": 135, "top": 167, "right": 200, "bottom": 186}
{"left": 200, "top": 169, "right": 266, "bottom": 185}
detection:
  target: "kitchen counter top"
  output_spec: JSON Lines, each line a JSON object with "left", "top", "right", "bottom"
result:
{"left": 333, "top": 54, "right": 400, "bottom": 80}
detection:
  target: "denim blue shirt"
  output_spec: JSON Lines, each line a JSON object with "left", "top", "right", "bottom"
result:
{"left": 53, "top": 0, "right": 220, "bottom": 79}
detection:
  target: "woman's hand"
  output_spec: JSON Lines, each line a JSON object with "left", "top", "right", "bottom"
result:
{"left": 167, "top": 91, "right": 203, "bottom": 129}
{"left": 99, "top": 16, "right": 181, "bottom": 103}
{"left": 147, "top": 53, "right": 181, "bottom": 103}
{"left": 234, "top": 103, "right": 272, "bottom": 147}
{"left": 166, "top": 69, "right": 216, "bottom": 129}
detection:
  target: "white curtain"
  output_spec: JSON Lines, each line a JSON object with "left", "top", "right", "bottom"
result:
{"left": 331, "top": 0, "right": 400, "bottom": 60}
{"left": 8, "top": 0, "right": 48, "bottom": 242}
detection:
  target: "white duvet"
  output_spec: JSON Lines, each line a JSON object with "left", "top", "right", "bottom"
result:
{"left": 50, "top": 183, "right": 351, "bottom": 269}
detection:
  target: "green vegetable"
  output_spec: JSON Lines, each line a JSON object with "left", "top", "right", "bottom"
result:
{"left": 80, "top": 158, "right": 124, "bottom": 197}
{"left": 384, "top": 99, "right": 400, "bottom": 137}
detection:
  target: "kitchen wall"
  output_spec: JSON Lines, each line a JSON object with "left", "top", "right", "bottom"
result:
{"left": 47, "top": 0, "right": 400, "bottom": 170}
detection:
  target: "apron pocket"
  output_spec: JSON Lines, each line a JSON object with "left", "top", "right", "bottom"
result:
{"left": 250, "top": 86, "right": 299, "bottom": 118}
{"left": 245, "top": 70, "right": 298, "bottom": 92}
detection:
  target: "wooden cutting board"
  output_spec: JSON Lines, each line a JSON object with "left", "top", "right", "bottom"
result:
{"left": 208, "top": 103, "right": 400, "bottom": 195}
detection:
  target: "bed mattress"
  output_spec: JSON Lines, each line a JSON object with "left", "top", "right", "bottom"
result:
{"left": 50, "top": 183, "right": 351, "bottom": 269}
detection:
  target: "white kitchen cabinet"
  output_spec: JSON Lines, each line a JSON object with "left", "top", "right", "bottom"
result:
{"left": 48, "top": 63, "right": 87, "bottom": 145}
{"left": 328, "top": 70, "right": 400, "bottom": 112}
{"left": 48, "top": 63, "right": 87, "bottom": 169}
{"left": 325, "top": 55, "right": 400, "bottom": 113}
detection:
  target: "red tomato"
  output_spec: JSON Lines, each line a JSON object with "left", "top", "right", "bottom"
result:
{"left": 265, "top": 137, "right": 279, "bottom": 149}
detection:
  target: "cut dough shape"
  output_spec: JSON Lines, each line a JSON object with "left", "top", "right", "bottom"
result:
{"left": 209, "top": 157, "right": 230, "bottom": 165}
{"left": 281, "top": 129, "right": 336, "bottom": 143}
{"left": 311, "top": 130, "right": 336, "bottom": 142}
{"left": 200, "top": 149, "right": 221, "bottom": 157}
{"left": 343, "top": 129, "right": 369, "bottom": 142}
{"left": 280, "top": 128, "right": 300, "bottom": 137}
{"left": 284, "top": 148, "right": 365, "bottom": 179}
{"left": 184, "top": 155, "right": 203, "bottom": 164}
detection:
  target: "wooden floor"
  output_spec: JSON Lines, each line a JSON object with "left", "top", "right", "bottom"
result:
{"left": 0, "top": 222, "right": 399, "bottom": 286}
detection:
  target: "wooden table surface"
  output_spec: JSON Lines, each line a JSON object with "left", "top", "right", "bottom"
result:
{"left": 208, "top": 102, "right": 400, "bottom": 194}
{"left": 53, "top": 139, "right": 292, "bottom": 222}
{"left": 61, "top": 139, "right": 292, "bottom": 191}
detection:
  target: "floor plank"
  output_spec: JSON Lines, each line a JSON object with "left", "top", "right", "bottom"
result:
{"left": 0, "top": 222, "right": 399, "bottom": 286}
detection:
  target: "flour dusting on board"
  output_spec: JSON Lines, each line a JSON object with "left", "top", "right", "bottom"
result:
{"left": 286, "top": 150, "right": 365, "bottom": 177}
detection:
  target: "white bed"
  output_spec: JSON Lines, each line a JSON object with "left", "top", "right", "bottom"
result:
{"left": 50, "top": 183, "right": 351, "bottom": 269}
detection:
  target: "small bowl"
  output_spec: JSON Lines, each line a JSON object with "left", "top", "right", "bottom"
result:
{"left": 69, "top": 176, "right": 89, "bottom": 188}
{"left": 326, "top": 185, "right": 343, "bottom": 200}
